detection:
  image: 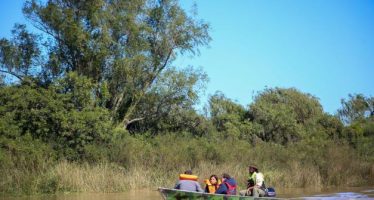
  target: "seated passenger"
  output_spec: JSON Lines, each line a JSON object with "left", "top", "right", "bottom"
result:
{"left": 239, "top": 164, "right": 266, "bottom": 197}
{"left": 204, "top": 174, "right": 221, "bottom": 193}
{"left": 174, "top": 170, "right": 203, "bottom": 192}
{"left": 215, "top": 173, "right": 237, "bottom": 195}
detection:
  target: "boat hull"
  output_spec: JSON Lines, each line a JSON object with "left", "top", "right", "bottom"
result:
{"left": 158, "top": 187, "right": 277, "bottom": 200}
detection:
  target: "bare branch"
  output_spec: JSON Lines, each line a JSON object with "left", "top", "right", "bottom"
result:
{"left": 127, "top": 117, "right": 145, "bottom": 125}
{"left": 123, "top": 117, "right": 145, "bottom": 129}
{"left": 0, "top": 69, "right": 23, "bottom": 81}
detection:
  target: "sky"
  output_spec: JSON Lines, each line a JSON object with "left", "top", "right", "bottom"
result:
{"left": 1, "top": 0, "right": 374, "bottom": 114}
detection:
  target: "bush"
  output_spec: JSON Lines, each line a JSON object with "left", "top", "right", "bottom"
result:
{"left": 0, "top": 79, "right": 113, "bottom": 161}
{"left": 0, "top": 134, "right": 55, "bottom": 194}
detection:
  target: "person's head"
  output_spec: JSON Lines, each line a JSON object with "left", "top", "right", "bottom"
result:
{"left": 248, "top": 165, "right": 258, "bottom": 173}
{"left": 222, "top": 173, "right": 231, "bottom": 181}
{"left": 184, "top": 170, "right": 193, "bottom": 175}
{"left": 209, "top": 175, "right": 218, "bottom": 184}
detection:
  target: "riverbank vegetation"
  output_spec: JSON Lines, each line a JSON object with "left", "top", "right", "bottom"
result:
{"left": 1, "top": 0, "right": 373, "bottom": 195}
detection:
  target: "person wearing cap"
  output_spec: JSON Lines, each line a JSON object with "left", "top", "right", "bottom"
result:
{"left": 239, "top": 165, "right": 266, "bottom": 197}
{"left": 174, "top": 170, "right": 204, "bottom": 192}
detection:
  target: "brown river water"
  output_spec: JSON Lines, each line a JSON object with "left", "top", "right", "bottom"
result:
{"left": 1, "top": 187, "right": 373, "bottom": 200}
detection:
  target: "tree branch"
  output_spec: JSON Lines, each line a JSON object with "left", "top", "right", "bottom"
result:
{"left": 122, "top": 117, "right": 145, "bottom": 129}
{"left": 120, "top": 47, "right": 174, "bottom": 128}
{"left": 128, "top": 117, "right": 145, "bottom": 125}
{"left": 0, "top": 69, "right": 23, "bottom": 81}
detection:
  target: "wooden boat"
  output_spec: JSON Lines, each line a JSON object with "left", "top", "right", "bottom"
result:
{"left": 158, "top": 187, "right": 279, "bottom": 200}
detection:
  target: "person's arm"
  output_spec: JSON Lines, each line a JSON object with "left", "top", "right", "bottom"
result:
{"left": 174, "top": 181, "right": 181, "bottom": 189}
{"left": 196, "top": 182, "right": 204, "bottom": 192}
{"left": 247, "top": 178, "right": 254, "bottom": 188}
{"left": 215, "top": 183, "right": 227, "bottom": 194}
{"left": 204, "top": 185, "right": 209, "bottom": 193}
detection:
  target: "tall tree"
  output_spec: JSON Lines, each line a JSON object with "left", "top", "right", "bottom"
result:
{"left": 338, "top": 94, "right": 374, "bottom": 124}
{"left": 208, "top": 91, "right": 246, "bottom": 132}
{"left": 249, "top": 88, "right": 324, "bottom": 144}
{"left": 127, "top": 66, "right": 208, "bottom": 134}
{"left": 1, "top": 0, "right": 211, "bottom": 129}
{"left": 0, "top": 24, "right": 41, "bottom": 82}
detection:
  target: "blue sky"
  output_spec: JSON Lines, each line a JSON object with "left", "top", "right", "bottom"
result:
{"left": 1, "top": 0, "right": 374, "bottom": 114}
{"left": 178, "top": 0, "right": 374, "bottom": 114}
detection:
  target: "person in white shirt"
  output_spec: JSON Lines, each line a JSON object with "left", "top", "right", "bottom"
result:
{"left": 239, "top": 165, "right": 266, "bottom": 197}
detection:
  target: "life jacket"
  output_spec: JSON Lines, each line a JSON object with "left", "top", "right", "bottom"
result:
{"left": 223, "top": 180, "right": 237, "bottom": 195}
{"left": 179, "top": 174, "right": 198, "bottom": 181}
{"left": 204, "top": 179, "right": 222, "bottom": 194}
{"left": 247, "top": 172, "right": 256, "bottom": 187}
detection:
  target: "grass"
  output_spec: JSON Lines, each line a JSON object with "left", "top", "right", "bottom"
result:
{"left": 1, "top": 135, "right": 373, "bottom": 195}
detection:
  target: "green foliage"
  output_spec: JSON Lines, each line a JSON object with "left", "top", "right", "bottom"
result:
{"left": 108, "top": 128, "right": 152, "bottom": 167}
{"left": 0, "top": 83, "right": 64, "bottom": 140}
{"left": 0, "top": 76, "right": 113, "bottom": 161}
{"left": 207, "top": 92, "right": 260, "bottom": 140}
{"left": 0, "top": 1, "right": 212, "bottom": 193}
{"left": 0, "top": 24, "right": 41, "bottom": 81}
{"left": 209, "top": 92, "right": 247, "bottom": 131}
{"left": 250, "top": 100, "right": 301, "bottom": 144}
{"left": 338, "top": 94, "right": 374, "bottom": 125}
{"left": 336, "top": 95, "right": 374, "bottom": 161}
{"left": 341, "top": 118, "right": 374, "bottom": 160}
{"left": 0, "top": 134, "right": 54, "bottom": 171}
{"left": 0, "top": 0, "right": 372, "bottom": 194}
{"left": 127, "top": 67, "right": 209, "bottom": 135}
{"left": 317, "top": 113, "right": 344, "bottom": 140}
{"left": 249, "top": 88, "right": 325, "bottom": 144}
{"left": 252, "top": 88, "right": 324, "bottom": 124}
{"left": 56, "top": 72, "right": 97, "bottom": 109}
{"left": 0, "top": 134, "right": 55, "bottom": 194}
{"left": 18, "top": 0, "right": 211, "bottom": 128}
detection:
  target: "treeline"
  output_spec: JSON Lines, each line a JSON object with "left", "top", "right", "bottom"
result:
{"left": 0, "top": 0, "right": 373, "bottom": 195}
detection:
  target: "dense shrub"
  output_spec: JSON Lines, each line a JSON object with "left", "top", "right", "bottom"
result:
{"left": 0, "top": 84, "right": 373, "bottom": 194}
{"left": 0, "top": 77, "right": 113, "bottom": 161}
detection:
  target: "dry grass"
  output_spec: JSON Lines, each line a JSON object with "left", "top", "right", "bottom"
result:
{"left": 1, "top": 138, "right": 373, "bottom": 195}
{"left": 48, "top": 161, "right": 127, "bottom": 192}
{"left": 36, "top": 150, "right": 372, "bottom": 193}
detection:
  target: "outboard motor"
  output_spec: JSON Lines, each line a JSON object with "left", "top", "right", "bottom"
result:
{"left": 265, "top": 187, "right": 276, "bottom": 197}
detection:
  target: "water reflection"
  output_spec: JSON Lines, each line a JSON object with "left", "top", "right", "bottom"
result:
{"left": 280, "top": 187, "right": 374, "bottom": 199}
{"left": 1, "top": 190, "right": 160, "bottom": 200}
{"left": 304, "top": 192, "right": 370, "bottom": 199}
{"left": 1, "top": 187, "right": 373, "bottom": 200}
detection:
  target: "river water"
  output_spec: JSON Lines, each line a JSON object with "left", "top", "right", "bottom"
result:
{"left": 1, "top": 187, "right": 373, "bottom": 200}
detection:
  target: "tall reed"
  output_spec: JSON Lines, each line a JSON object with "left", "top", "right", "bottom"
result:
{"left": 1, "top": 135, "right": 373, "bottom": 195}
